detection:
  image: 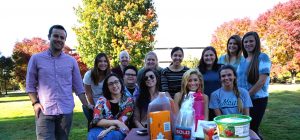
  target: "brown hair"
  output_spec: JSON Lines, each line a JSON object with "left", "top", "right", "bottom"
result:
{"left": 241, "top": 31, "right": 260, "bottom": 84}
{"left": 225, "top": 35, "right": 243, "bottom": 64}
{"left": 219, "top": 65, "right": 243, "bottom": 113}
{"left": 91, "top": 53, "right": 111, "bottom": 84}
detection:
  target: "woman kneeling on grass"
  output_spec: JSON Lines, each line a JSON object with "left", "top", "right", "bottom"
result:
{"left": 209, "top": 65, "right": 252, "bottom": 116}
{"left": 88, "top": 73, "right": 134, "bottom": 140}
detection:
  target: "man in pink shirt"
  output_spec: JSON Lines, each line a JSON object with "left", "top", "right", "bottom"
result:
{"left": 26, "top": 25, "right": 90, "bottom": 140}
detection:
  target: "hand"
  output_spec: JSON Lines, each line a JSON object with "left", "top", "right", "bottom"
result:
{"left": 87, "top": 104, "right": 94, "bottom": 109}
{"left": 97, "top": 129, "right": 109, "bottom": 139}
{"left": 33, "top": 103, "right": 44, "bottom": 118}
{"left": 83, "top": 104, "right": 94, "bottom": 110}
{"left": 116, "top": 121, "right": 129, "bottom": 134}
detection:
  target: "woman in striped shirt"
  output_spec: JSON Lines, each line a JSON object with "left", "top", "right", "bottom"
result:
{"left": 161, "top": 47, "right": 189, "bottom": 99}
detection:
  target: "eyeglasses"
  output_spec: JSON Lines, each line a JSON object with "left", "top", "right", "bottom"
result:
{"left": 108, "top": 80, "right": 120, "bottom": 86}
{"left": 125, "top": 73, "right": 136, "bottom": 77}
{"left": 144, "top": 75, "right": 155, "bottom": 81}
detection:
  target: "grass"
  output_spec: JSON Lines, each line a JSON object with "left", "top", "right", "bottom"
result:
{"left": 260, "top": 84, "right": 300, "bottom": 140}
{"left": 1, "top": 84, "right": 300, "bottom": 140}
{"left": 0, "top": 93, "right": 88, "bottom": 140}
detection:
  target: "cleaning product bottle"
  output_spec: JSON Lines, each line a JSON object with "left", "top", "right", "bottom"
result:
{"left": 148, "top": 92, "right": 175, "bottom": 140}
{"left": 193, "top": 91, "right": 205, "bottom": 138}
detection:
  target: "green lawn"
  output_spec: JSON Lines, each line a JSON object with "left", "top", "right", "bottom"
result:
{"left": 1, "top": 84, "right": 300, "bottom": 140}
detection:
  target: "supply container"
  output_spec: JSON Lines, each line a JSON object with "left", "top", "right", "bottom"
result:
{"left": 148, "top": 92, "right": 176, "bottom": 140}
{"left": 214, "top": 114, "right": 252, "bottom": 140}
{"left": 174, "top": 92, "right": 195, "bottom": 140}
{"left": 192, "top": 92, "right": 205, "bottom": 138}
{"left": 201, "top": 121, "right": 217, "bottom": 140}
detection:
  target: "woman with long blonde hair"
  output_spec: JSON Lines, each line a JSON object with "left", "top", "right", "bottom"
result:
{"left": 174, "top": 69, "right": 208, "bottom": 121}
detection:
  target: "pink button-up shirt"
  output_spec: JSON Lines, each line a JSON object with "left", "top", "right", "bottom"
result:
{"left": 26, "top": 50, "right": 85, "bottom": 115}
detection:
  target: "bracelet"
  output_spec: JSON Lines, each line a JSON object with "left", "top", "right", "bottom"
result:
{"left": 32, "top": 100, "right": 40, "bottom": 106}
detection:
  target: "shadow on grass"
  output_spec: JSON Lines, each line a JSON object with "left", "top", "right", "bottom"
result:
{"left": 0, "top": 112, "right": 88, "bottom": 140}
{"left": 0, "top": 92, "right": 27, "bottom": 98}
{"left": 0, "top": 99, "right": 30, "bottom": 103}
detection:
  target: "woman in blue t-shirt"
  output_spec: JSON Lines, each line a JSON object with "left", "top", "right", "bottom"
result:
{"left": 218, "top": 35, "right": 245, "bottom": 71}
{"left": 237, "top": 31, "right": 271, "bottom": 139}
{"left": 197, "top": 46, "right": 222, "bottom": 121}
{"left": 209, "top": 65, "right": 252, "bottom": 115}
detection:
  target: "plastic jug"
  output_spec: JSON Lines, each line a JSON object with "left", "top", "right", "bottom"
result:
{"left": 193, "top": 91, "right": 205, "bottom": 138}
{"left": 175, "top": 92, "right": 195, "bottom": 140}
{"left": 148, "top": 92, "right": 176, "bottom": 140}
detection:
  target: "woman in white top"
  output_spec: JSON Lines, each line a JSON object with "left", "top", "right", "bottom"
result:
{"left": 83, "top": 53, "right": 111, "bottom": 105}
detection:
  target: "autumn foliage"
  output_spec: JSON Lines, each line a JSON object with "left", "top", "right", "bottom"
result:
{"left": 12, "top": 37, "right": 87, "bottom": 89}
{"left": 211, "top": 17, "right": 252, "bottom": 55}
{"left": 73, "top": 0, "right": 158, "bottom": 68}
{"left": 256, "top": 0, "right": 300, "bottom": 83}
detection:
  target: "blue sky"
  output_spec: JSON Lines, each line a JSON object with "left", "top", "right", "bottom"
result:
{"left": 0, "top": 0, "right": 288, "bottom": 57}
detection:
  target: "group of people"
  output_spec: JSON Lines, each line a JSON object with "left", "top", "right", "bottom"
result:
{"left": 26, "top": 25, "right": 271, "bottom": 140}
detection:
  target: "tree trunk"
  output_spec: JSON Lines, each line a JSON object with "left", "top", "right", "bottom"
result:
{"left": 290, "top": 70, "right": 297, "bottom": 84}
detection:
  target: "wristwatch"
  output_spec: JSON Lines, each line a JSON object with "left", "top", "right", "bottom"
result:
{"left": 32, "top": 100, "right": 40, "bottom": 106}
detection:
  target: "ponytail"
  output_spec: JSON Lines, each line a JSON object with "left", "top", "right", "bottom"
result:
{"left": 233, "top": 80, "right": 243, "bottom": 113}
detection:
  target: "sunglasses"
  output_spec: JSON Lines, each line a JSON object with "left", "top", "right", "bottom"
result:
{"left": 144, "top": 74, "right": 155, "bottom": 81}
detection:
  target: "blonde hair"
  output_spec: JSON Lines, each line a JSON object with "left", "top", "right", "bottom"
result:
{"left": 144, "top": 51, "right": 159, "bottom": 69}
{"left": 179, "top": 69, "right": 204, "bottom": 108}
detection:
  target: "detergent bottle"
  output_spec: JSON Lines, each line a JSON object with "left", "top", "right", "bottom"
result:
{"left": 193, "top": 91, "right": 205, "bottom": 138}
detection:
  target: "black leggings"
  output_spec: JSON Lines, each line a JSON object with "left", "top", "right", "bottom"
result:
{"left": 250, "top": 97, "right": 268, "bottom": 134}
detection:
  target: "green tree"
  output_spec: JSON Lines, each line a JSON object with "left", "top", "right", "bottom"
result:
{"left": 74, "top": 0, "right": 158, "bottom": 68}
{"left": 0, "top": 56, "right": 15, "bottom": 94}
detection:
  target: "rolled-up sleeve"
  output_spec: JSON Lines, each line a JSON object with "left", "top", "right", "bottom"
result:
{"left": 259, "top": 53, "right": 271, "bottom": 75}
{"left": 26, "top": 55, "right": 38, "bottom": 93}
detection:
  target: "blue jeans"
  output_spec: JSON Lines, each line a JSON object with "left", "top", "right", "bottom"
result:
{"left": 87, "top": 127, "right": 126, "bottom": 140}
{"left": 36, "top": 112, "right": 73, "bottom": 140}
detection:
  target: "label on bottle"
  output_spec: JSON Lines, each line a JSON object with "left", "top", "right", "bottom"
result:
{"left": 175, "top": 126, "right": 192, "bottom": 139}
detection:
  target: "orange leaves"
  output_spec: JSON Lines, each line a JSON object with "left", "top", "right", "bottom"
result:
{"left": 211, "top": 17, "right": 251, "bottom": 55}
{"left": 146, "top": 8, "right": 155, "bottom": 19}
{"left": 13, "top": 38, "right": 48, "bottom": 56}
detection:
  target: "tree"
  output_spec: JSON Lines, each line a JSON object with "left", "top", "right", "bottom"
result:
{"left": 73, "top": 0, "right": 158, "bottom": 68}
{"left": 256, "top": 0, "right": 300, "bottom": 83}
{"left": 12, "top": 38, "right": 48, "bottom": 90}
{"left": 211, "top": 17, "right": 252, "bottom": 55}
{"left": 63, "top": 47, "right": 89, "bottom": 76}
{"left": 0, "top": 56, "right": 15, "bottom": 94}
{"left": 12, "top": 37, "right": 88, "bottom": 90}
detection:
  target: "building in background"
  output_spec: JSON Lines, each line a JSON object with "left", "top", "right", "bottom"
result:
{"left": 154, "top": 47, "right": 205, "bottom": 68}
